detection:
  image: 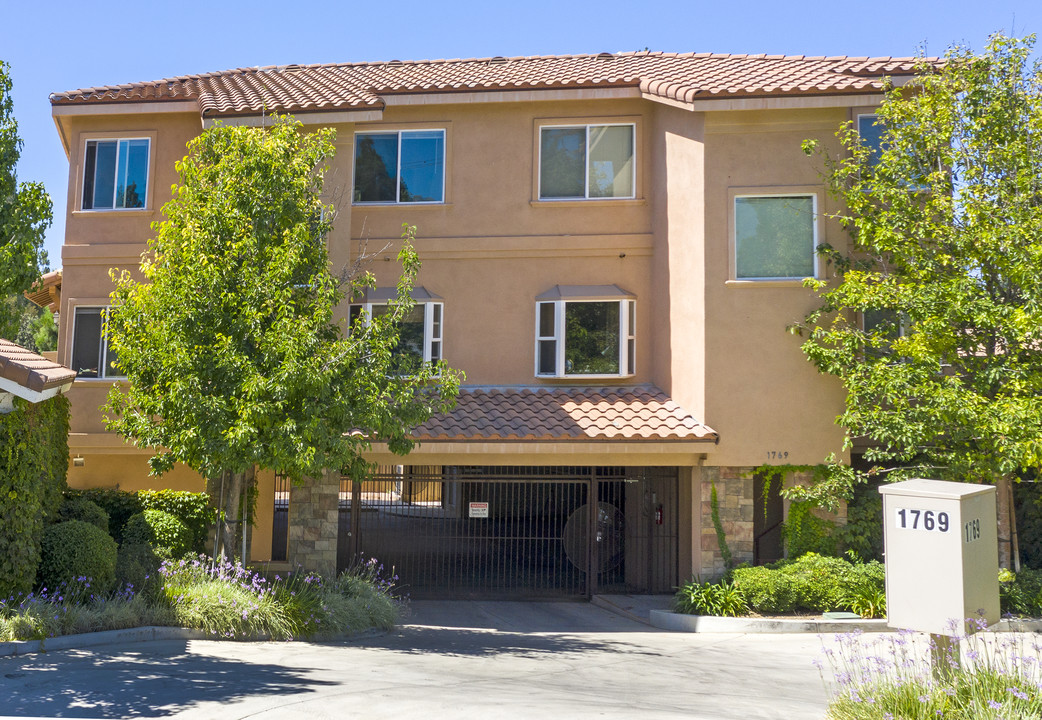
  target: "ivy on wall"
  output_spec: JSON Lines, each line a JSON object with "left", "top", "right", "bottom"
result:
{"left": 0, "top": 395, "right": 70, "bottom": 598}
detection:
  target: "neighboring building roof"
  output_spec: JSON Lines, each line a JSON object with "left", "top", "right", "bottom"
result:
{"left": 23, "top": 270, "right": 62, "bottom": 314}
{"left": 0, "top": 338, "right": 76, "bottom": 394}
{"left": 412, "top": 386, "right": 717, "bottom": 442}
{"left": 50, "top": 52, "right": 938, "bottom": 118}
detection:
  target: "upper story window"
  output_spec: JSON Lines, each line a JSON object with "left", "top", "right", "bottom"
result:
{"left": 71, "top": 307, "right": 122, "bottom": 378}
{"left": 353, "top": 130, "right": 445, "bottom": 203}
{"left": 82, "top": 138, "right": 150, "bottom": 210}
{"left": 734, "top": 194, "right": 817, "bottom": 280}
{"left": 857, "top": 114, "right": 886, "bottom": 166}
{"left": 539, "top": 124, "right": 634, "bottom": 200}
{"left": 349, "top": 288, "right": 443, "bottom": 372}
{"left": 535, "top": 285, "right": 635, "bottom": 378}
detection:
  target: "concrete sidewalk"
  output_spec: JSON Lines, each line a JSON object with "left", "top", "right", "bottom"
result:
{"left": 0, "top": 601, "right": 831, "bottom": 719}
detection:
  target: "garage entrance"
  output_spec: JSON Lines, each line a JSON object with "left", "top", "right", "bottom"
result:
{"left": 335, "top": 466, "right": 678, "bottom": 599}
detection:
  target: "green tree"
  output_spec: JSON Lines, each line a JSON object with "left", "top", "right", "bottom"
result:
{"left": 104, "top": 116, "right": 460, "bottom": 559}
{"left": 0, "top": 60, "right": 51, "bottom": 339}
{"left": 795, "top": 35, "right": 1042, "bottom": 567}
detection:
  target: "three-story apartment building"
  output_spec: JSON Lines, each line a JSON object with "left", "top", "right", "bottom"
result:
{"left": 47, "top": 52, "right": 918, "bottom": 598}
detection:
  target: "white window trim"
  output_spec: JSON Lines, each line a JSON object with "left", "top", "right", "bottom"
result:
{"left": 732, "top": 192, "right": 819, "bottom": 282}
{"left": 352, "top": 129, "right": 446, "bottom": 205}
{"left": 70, "top": 306, "right": 124, "bottom": 380}
{"left": 81, "top": 137, "right": 152, "bottom": 211}
{"left": 537, "top": 123, "right": 636, "bottom": 201}
{"left": 350, "top": 300, "right": 444, "bottom": 364}
{"left": 534, "top": 297, "right": 636, "bottom": 379}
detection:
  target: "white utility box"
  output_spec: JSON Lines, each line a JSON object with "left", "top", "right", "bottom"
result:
{"left": 879, "top": 479, "right": 999, "bottom": 636}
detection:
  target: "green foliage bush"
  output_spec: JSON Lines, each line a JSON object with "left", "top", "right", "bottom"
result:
{"left": 999, "top": 568, "right": 1042, "bottom": 617}
{"left": 38, "top": 520, "right": 117, "bottom": 596}
{"left": 833, "top": 481, "right": 884, "bottom": 562}
{"left": 66, "top": 489, "right": 143, "bottom": 544}
{"left": 729, "top": 552, "right": 885, "bottom": 615}
{"left": 57, "top": 497, "right": 110, "bottom": 534}
{"left": 123, "top": 509, "right": 193, "bottom": 560}
{"left": 0, "top": 395, "right": 70, "bottom": 599}
{"left": 66, "top": 488, "right": 211, "bottom": 552}
{"left": 115, "top": 542, "right": 163, "bottom": 600}
{"left": 782, "top": 501, "right": 837, "bottom": 559}
{"left": 139, "top": 490, "right": 214, "bottom": 553}
{"left": 673, "top": 579, "right": 748, "bottom": 616}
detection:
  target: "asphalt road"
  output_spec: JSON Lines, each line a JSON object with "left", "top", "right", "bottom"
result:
{"left": 0, "top": 601, "right": 830, "bottom": 719}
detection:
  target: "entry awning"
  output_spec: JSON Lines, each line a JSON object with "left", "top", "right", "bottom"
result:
{"left": 411, "top": 385, "right": 716, "bottom": 442}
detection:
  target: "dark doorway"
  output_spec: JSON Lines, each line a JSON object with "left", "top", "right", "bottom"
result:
{"left": 753, "top": 472, "right": 784, "bottom": 564}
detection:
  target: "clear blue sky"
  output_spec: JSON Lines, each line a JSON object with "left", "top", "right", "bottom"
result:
{"left": 5, "top": 0, "right": 1041, "bottom": 269}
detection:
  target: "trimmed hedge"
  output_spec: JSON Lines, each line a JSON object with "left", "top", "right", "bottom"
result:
{"left": 0, "top": 395, "right": 70, "bottom": 599}
{"left": 729, "top": 552, "right": 885, "bottom": 614}
{"left": 123, "top": 509, "right": 193, "bottom": 560}
{"left": 38, "top": 520, "right": 118, "bottom": 596}
{"left": 66, "top": 488, "right": 213, "bottom": 551}
{"left": 57, "top": 497, "right": 110, "bottom": 534}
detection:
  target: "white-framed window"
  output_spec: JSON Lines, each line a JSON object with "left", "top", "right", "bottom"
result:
{"left": 353, "top": 130, "right": 445, "bottom": 203}
{"left": 70, "top": 306, "right": 122, "bottom": 378}
{"left": 535, "top": 285, "right": 635, "bottom": 378}
{"left": 857, "top": 114, "right": 886, "bottom": 166}
{"left": 734, "top": 194, "right": 817, "bottom": 280}
{"left": 539, "top": 124, "right": 635, "bottom": 200}
{"left": 349, "top": 288, "right": 443, "bottom": 371}
{"left": 82, "top": 138, "right": 150, "bottom": 210}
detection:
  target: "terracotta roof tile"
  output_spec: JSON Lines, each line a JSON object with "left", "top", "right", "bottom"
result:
{"left": 412, "top": 386, "right": 716, "bottom": 442}
{"left": 51, "top": 52, "right": 940, "bottom": 117}
{"left": 0, "top": 339, "right": 76, "bottom": 393}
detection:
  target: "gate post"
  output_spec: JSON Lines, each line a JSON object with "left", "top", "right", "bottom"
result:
{"left": 287, "top": 468, "right": 340, "bottom": 577}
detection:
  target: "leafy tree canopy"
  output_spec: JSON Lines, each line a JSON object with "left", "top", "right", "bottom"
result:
{"left": 104, "top": 116, "right": 461, "bottom": 484}
{"left": 794, "top": 35, "right": 1042, "bottom": 506}
{"left": 0, "top": 60, "right": 51, "bottom": 339}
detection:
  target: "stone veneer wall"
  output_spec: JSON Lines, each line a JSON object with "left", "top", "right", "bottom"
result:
{"left": 699, "top": 466, "right": 848, "bottom": 581}
{"left": 700, "top": 466, "right": 754, "bottom": 579}
{"left": 287, "top": 469, "right": 339, "bottom": 577}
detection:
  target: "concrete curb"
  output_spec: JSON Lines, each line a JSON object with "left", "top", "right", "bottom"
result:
{"left": 0, "top": 626, "right": 211, "bottom": 657}
{"left": 649, "top": 610, "right": 891, "bottom": 633}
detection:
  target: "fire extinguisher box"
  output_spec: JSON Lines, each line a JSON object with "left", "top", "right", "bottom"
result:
{"left": 878, "top": 479, "right": 999, "bottom": 636}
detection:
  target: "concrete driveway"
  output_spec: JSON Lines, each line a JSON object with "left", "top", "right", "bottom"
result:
{"left": 0, "top": 601, "right": 831, "bottom": 719}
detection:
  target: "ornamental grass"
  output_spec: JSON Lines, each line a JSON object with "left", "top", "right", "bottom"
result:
{"left": 0, "top": 555, "right": 402, "bottom": 643}
{"left": 819, "top": 622, "right": 1042, "bottom": 719}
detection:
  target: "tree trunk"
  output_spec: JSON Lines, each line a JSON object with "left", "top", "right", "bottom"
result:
{"left": 996, "top": 476, "right": 1014, "bottom": 570}
{"left": 207, "top": 469, "right": 245, "bottom": 561}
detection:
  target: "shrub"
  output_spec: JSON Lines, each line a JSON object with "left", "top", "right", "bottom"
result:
{"left": 834, "top": 481, "right": 884, "bottom": 562}
{"left": 57, "top": 498, "right": 110, "bottom": 534}
{"left": 999, "top": 567, "right": 1042, "bottom": 617}
{"left": 731, "top": 553, "right": 886, "bottom": 615}
{"left": 123, "top": 510, "right": 193, "bottom": 560}
{"left": 731, "top": 564, "right": 800, "bottom": 613}
{"left": 38, "top": 520, "right": 117, "bottom": 596}
{"left": 139, "top": 490, "right": 214, "bottom": 553}
{"left": 673, "top": 579, "right": 748, "bottom": 616}
{"left": 66, "top": 489, "right": 143, "bottom": 544}
{"left": 115, "top": 542, "right": 163, "bottom": 600}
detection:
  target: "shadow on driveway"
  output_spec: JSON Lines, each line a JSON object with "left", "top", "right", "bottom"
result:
{"left": 0, "top": 638, "right": 335, "bottom": 718}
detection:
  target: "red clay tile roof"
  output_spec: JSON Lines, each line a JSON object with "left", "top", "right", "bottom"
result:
{"left": 412, "top": 386, "right": 716, "bottom": 442}
{"left": 50, "top": 52, "right": 939, "bottom": 117}
{"left": 0, "top": 339, "right": 76, "bottom": 394}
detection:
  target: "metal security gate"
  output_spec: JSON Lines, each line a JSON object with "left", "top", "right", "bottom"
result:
{"left": 333, "top": 466, "right": 679, "bottom": 599}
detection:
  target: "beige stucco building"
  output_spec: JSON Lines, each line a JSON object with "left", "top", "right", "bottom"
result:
{"left": 45, "top": 52, "right": 918, "bottom": 597}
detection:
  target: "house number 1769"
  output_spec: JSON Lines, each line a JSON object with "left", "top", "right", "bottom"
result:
{"left": 896, "top": 508, "right": 950, "bottom": 533}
